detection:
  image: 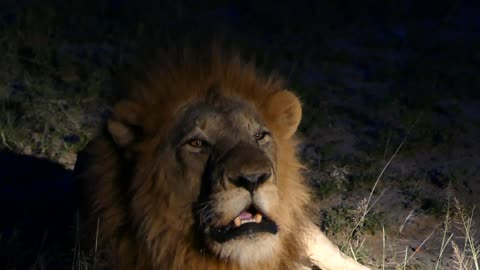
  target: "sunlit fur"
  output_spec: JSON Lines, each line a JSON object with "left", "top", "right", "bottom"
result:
{"left": 77, "top": 50, "right": 312, "bottom": 270}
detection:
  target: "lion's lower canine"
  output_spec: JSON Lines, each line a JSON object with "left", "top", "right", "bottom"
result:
{"left": 76, "top": 52, "right": 370, "bottom": 270}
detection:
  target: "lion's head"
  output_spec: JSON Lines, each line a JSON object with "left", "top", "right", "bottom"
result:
{"left": 78, "top": 54, "right": 311, "bottom": 270}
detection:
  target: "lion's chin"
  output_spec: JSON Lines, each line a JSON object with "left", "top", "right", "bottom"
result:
{"left": 209, "top": 233, "right": 280, "bottom": 267}
{"left": 208, "top": 204, "right": 278, "bottom": 243}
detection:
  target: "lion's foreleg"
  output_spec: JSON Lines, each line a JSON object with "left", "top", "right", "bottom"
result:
{"left": 303, "top": 222, "right": 371, "bottom": 270}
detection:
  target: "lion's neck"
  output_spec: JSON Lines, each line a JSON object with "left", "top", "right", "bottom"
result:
{"left": 156, "top": 250, "right": 283, "bottom": 270}
{"left": 142, "top": 235, "right": 304, "bottom": 270}
{"left": 147, "top": 238, "right": 278, "bottom": 270}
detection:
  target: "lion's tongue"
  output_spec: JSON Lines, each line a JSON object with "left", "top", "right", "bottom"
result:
{"left": 239, "top": 212, "right": 252, "bottom": 220}
{"left": 233, "top": 212, "right": 263, "bottom": 227}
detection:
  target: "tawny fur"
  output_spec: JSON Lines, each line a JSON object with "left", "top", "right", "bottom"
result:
{"left": 76, "top": 51, "right": 369, "bottom": 270}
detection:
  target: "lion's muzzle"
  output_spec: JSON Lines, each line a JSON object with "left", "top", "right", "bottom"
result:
{"left": 198, "top": 141, "right": 279, "bottom": 243}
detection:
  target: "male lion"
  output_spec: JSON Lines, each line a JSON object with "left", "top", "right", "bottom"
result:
{"left": 76, "top": 52, "right": 370, "bottom": 270}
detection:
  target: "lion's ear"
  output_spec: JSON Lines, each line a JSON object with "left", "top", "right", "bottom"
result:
{"left": 265, "top": 90, "right": 302, "bottom": 139}
{"left": 107, "top": 101, "right": 143, "bottom": 147}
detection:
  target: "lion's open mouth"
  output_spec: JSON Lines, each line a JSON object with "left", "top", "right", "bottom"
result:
{"left": 210, "top": 205, "right": 278, "bottom": 243}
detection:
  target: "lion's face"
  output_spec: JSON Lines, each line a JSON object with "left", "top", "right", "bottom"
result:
{"left": 107, "top": 89, "right": 303, "bottom": 268}
{"left": 174, "top": 94, "right": 282, "bottom": 265}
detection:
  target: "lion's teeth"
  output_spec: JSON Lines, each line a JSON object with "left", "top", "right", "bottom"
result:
{"left": 254, "top": 213, "right": 262, "bottom": 223}
{"left": 234, "top": 217, "right": 241, "bottom": 227}
{"left": 240, "top": 218, "right": 256, "bottom": 224}
{"left": 233, "top": 213, "right": 263, "bottom": 226}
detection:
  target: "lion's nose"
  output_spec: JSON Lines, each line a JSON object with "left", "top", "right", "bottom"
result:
{"left": 229, "top": 173, "right": 271, "bottom": 193}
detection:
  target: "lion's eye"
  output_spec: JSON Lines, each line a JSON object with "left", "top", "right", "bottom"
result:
{"left": 188, "top": 138, "right": 204, "bottom": 148}
{"left": 254, "top": 132, "right": 268, "bottom": 141}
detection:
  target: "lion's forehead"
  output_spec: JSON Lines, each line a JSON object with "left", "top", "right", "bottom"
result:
{"left": 176, "top": 97, "right": 264, "bottom": 137}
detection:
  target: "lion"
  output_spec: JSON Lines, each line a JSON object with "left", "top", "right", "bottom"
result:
{"left": 75, "top": 51, "right": 370, "bottom": 270}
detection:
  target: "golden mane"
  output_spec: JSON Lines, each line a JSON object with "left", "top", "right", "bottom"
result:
{"left": 77, "top": 51, "right": 312, "bottom": 270}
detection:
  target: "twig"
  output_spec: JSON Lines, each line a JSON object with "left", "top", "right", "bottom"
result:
{"left": 435, "top": 187, "right": 453, "bottom": 270}
{"left": 349, "top": 242, "right": 358, "bottom": 262}
{"left": 0, "top": 131, "right": 12, "bottom": 149}
{"left": 406, "top": 228, "right": 436, "bottom": 264}
{"left": 403, "top": 246, "right": 408, "bottom": 270}
{"left": 399, "top": 209, "right": 415, "bottom": 233}
{"left": 382, "top": 226, "right": 385, "bottom": 270}
{"left": 93, "top": 218, "right": 100, "bottom": 270}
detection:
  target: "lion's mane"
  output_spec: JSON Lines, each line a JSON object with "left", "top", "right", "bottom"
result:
{"left": 76, "top": 51, "right": 313, "bottom": 270}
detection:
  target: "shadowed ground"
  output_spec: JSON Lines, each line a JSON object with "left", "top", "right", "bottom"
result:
{"left": 0, "top": 151, "right": 75, "bottom": 269}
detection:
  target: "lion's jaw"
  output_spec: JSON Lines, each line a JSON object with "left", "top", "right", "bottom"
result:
{"left": 202, "top": 180, "right": 284, "bottom": 267}
{"left": 211, "top": 232, "right": 281, "bottom": 267}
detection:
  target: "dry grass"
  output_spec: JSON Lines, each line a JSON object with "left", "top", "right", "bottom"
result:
{"left": 451, "top": 197, "right": 479, "bottom": 270}
{"left": 333, "top": 116, "right": 479, "bottom": 270}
